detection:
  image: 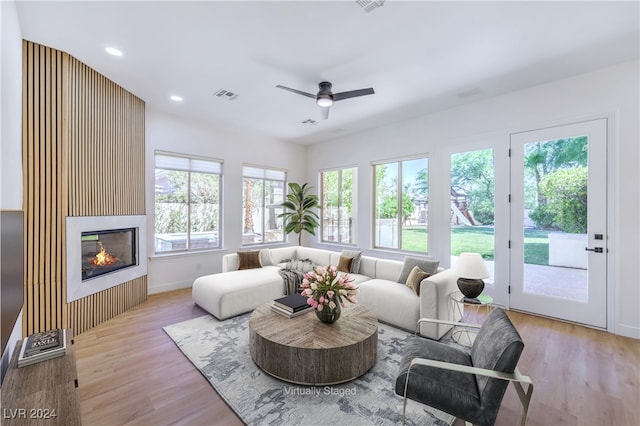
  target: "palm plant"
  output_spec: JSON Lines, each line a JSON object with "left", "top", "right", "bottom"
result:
{"left": 279, "top": 182, "right": 320, "bottom": 246}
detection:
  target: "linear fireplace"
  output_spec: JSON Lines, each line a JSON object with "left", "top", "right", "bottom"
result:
{"left": 67, "top": 215, "right": 147, "bottom": 303}
{"left": 82, "top": 228, "right": 137, "bottom": 280}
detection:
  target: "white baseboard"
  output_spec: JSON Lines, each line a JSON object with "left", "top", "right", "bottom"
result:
{"left": 148, "top": 280, "right": 192, "bottom": 295}
{"left": 615, "top": 323, "right": 640, "bottom": 339}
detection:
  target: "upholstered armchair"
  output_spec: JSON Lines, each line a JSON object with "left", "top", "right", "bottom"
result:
{"left": 395, "top": 308, "right": 533, "bottom": 426}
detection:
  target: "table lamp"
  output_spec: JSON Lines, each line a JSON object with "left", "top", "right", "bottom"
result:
{"left": 454, "top": 253, "right": 490, "bottom": 300}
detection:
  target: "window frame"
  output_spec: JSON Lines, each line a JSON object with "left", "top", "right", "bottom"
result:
{"left": 319, "top": 166, "right": 357, "bottom": 245}
{"left": 242, "top": 164, "right": 287, "bottom": 246}
{"left": 372, "top": 154, "right": 429, "bottom": 253}
{"left": 153, "top": 151, "right": 223, "bottom": 254}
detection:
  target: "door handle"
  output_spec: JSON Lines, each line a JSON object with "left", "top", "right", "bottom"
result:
{"left": 585, "top": 247, "right": 603, "bottom": 253}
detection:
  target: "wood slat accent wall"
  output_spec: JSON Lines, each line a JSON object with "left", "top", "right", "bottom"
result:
{"left": 22, "top": 40, "right": 147, "bottom": 336}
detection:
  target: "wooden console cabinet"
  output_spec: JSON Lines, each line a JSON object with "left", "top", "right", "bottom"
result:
{"left": 1, "top": 329, "right": 81, "bottom": 425}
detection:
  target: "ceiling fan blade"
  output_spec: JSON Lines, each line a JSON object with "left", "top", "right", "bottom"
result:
{"left": 275, "top": 85, "right": 316, "bottom": 99}
{"left": 333, "top": 88, "right": 375, "bottom": 101}
{"left": 320, "top": 106, "right": 330, "bottom": 120}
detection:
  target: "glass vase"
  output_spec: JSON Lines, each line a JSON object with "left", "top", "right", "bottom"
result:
{"left": 315, "top": 298, "right": 341, "bottom": 324}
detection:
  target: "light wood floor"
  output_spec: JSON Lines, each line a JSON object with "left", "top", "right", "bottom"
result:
{"left": 74, "top": 288, "right": 639, "bottom": 426}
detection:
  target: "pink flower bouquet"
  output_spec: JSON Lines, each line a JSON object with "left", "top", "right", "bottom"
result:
{"left": 300, "top": 265, "right": 359, "bottom": 314}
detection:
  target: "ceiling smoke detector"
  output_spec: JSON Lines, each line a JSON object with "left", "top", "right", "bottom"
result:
{"left": 214, "top": 89, "right": 239, "bottom": 101}
{"left": 356, "top": 0, "right": 385, "bottom": 13}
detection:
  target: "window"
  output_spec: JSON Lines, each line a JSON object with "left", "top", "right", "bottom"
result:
{"left": 320, "top": 167, "right": 357, "bottom": 244}
{"left": 373, "top": 157, "right": 428, "bottom": 252}
{"left": 242, "top": 165, "right": 286, "bottom": 245}
{"left": 154, "top": 152, "right": 222, "bottom": 253}
{"left": 450, "top": 148, "right": 495, "bottom": 280}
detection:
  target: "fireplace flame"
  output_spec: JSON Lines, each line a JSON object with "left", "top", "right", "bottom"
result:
{"left": 92, "top": 242, "right": 119, "bottom": 266}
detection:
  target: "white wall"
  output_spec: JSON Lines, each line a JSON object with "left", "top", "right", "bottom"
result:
{"left": 1, "top": 0, "right": 22, "bottom": 210}
{"left": 305, "top": 60, "right": 640, "bottom": 339}
{"left": 145, "top": 110, "right": 306, "bottom": 294}
{"left": 0, "top": 0, "right": 24, "bottom": 379}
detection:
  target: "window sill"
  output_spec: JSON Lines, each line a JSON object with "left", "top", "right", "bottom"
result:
{"left": 241, "top": 242, "right": 288, "bottom": 248}
{"left": 149, "top": 248, "right": 228, "bottom": 261}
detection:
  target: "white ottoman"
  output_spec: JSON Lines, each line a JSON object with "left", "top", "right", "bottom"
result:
{"left": 192, "top": 266, "right": 285, "bottom": 320}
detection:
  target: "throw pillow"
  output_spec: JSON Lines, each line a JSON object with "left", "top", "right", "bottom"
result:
{"left": 405, "top": 265, "right": 431, "bottom": 296}
{"left": 259, "top": 249, "right": 273, "bottom": 266}
{"left": 397, "top": 255, "right": 439, "bottom": 283}
{"left": 237, "top": 250, "right": 262, "bottom": 270}
{"left": 337, "top": 256, "right": 354, "bottom": 273}
{"left": 341, "top": 249, "right": 363, "bottom": 273}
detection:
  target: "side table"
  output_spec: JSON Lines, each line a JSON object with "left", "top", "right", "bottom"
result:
{"left": 448, "top": 291, "right": 494, "bottom": 346}
{"left": 1, "top": 329, "right": 81, "bottom": 425}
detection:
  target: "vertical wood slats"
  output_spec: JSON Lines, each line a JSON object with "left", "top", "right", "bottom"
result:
{"left": 66, "top": 57, "right": 145, "bottom": 217}
{"left": 22, "top": 40, "right": 146, "bottom": 337}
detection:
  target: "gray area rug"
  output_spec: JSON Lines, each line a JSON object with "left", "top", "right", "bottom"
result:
{"left": 163, "top": 314, "right": 455, "bottom": 426}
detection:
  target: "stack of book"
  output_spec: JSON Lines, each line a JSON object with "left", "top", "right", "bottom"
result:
{"left": 18, "top": 329, "right": 67, "bottom": 367}
{"left": 271, "top": 294, "right": 314, "bottom": 318}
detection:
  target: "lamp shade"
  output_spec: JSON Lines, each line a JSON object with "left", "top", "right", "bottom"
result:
{"left": 454, "top": 253, "right": 490, "bottom": 279}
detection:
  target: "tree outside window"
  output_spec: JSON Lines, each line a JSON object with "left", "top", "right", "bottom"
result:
{"left": 154, "top": 153, "right": 222, "bottom": 253}
{"left": 242, "top": 166, "right": 286, "bottom": 245}
{"left": 525, "top": 137, "right": 588, "bottom": 233}
{"left": 320, "top": 167, "right": 356, "bottom": 244}
{"left": 373, "top": 157, "right": 428, "bottom": 252}
{"left": 450, "top": 149, "right": 496, "bottom": 260}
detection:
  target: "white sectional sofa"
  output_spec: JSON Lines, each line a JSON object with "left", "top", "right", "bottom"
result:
{"left": 192, "top": 246, "right": 459, "bottom": 340}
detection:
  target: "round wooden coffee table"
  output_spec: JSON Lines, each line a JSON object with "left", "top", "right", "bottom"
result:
{"left": 249, "top": 302, "right": 378, "bottom": 385}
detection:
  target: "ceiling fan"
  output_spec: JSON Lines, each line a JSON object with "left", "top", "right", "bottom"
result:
{"left": 276, "top": 81, "right": 374, "bottom": 119}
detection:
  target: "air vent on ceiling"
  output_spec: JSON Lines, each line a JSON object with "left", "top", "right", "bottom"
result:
{"left": 214, "top": 89, "right": 239, "bottom": 101}
{"left": 356, "top": 0, "right": 385, "bottom": 13}
{"left": 301, "top": 119, "right": 318, "bottom": 126}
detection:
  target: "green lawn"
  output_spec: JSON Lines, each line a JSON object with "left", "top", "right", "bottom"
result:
{"left": 401, "top": 227, "right": 428, "bottom": 252}
{"left": 401, "top": 226, "right": 550, "bottom": 265}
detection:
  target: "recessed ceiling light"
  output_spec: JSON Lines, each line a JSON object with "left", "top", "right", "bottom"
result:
{"left": 105, "top": 47, "right": 123, "bottom": 57}
{"left": 170, "top": 95, "right": 183, "bottom": 102}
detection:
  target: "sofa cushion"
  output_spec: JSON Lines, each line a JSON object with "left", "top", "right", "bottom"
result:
{"left": 405, "top": 266, "right": 431, "bottom": 296}
{"left": 296, "top": 246, "right": 332, "bottom": 266}
{"left": 375, "top": 259, "right": 404, "bottom": 281}
{"left": 340, "top": 273, "right": 371, "bottom": 286}
{"left": 259, "top": 249, "right": 273, "bottom": 266}
{"left": 337, "top": 256, "right": 353, "bottom": 273}
{"left": 397, "top": 256, "right": 440, "bottom": 283}
{"left": 341, "top": 249, "right": 363, "bottom": 273}
{"left": 357, "top": 279, "right": 420, "bottom": 332}
{"left": 192, "top": 266, "right": 284, "bottom": 319}
{"left": 238, "top": 250, "right": 262, "bottom": 270}
{"left": 269, "top": 246, "right": 298, "bottom": 264}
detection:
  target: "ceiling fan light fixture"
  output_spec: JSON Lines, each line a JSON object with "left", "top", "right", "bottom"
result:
{"left": 317, "top": 95, "right": 333, "bottom": 107}
{"left": 277, "top": 80, "right": 374, "bottom": 118}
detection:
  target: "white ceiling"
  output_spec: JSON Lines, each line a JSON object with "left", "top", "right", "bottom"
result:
{"left": 14, "top": 1, "right": 640, "bottom": 144}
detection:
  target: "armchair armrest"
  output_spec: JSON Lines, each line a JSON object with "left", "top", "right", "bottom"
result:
{"left": 401, "top": 357, "right": 534, "bottom": 426}
{"left": 415, "top": 317, "right": 480, "bottom": 334}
